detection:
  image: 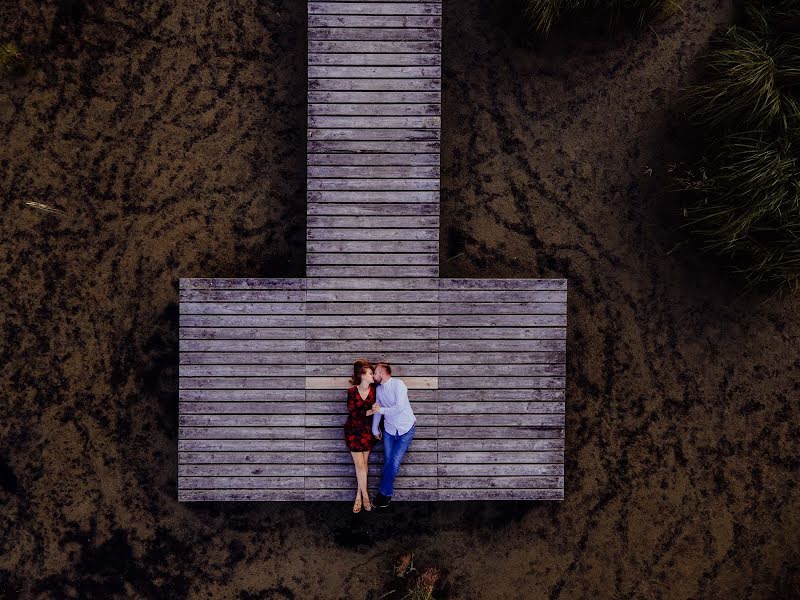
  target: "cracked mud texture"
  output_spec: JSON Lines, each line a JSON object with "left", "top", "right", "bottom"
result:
{"left": 1, "top": 0, "right": 799, "bottom": 598}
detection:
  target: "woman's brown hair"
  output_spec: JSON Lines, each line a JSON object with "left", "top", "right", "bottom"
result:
{"left": 349, "top": 358, "right": 374, "bottom": 386}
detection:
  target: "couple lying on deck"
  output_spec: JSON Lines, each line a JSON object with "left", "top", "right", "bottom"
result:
{"left": 344, "top": 359, "right": 416, "bottom": 513}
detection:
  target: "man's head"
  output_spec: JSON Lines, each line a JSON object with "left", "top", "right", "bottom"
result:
{"left": 373, "top": 361, "right": 392, "bottom": 384}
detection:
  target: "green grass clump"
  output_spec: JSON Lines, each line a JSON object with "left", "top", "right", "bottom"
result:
{"left": 671, "top": 1, "right": 800, "bottom": 293}
{"left": 523, "top": 0, "right": 680, "bottom": 35}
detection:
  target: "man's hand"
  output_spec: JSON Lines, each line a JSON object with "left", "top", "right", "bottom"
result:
{"left": 366, "top": 403, "right": 381, "bottom": 416}
{"left": 374, "top": 432, "right": 382, "bottom": 440}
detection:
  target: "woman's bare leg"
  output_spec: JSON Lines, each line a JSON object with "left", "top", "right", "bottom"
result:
{"left": 361, "top": 450, "right": 371, "bottom": 507}
{"left": 350, "top": 451, "right": 363, "bottom": 509}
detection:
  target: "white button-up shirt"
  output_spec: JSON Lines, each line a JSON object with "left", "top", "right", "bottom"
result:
{"left": 371, "top": 377, "right": 416, "bottom": 436}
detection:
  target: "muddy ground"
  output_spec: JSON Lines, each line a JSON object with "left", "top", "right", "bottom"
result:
{"left": 1, "top": 0, "right": 799, "bottom": 598}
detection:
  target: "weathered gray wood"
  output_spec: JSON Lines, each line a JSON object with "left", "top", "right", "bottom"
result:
{"left": 438, "top": 452, "right": 563, "bottom": 464}
{"left": 308, "top": 116, "right": 440, "bottom": 129}
{"left": 438, "top": 339, "right": 566, "bottom": 352}
{"left": 180, "top": 477, "right": 304, "bottom": 489}
{"left": 308, "top": 54, "right": 441, "bottom": 66}
{"left": 308, "top": 15, "right": 441, "bottom": 28}
{"left": 306, "top": 289, "right": 439, "bottom": 301}
{"left": 307, "top": 228, "right": 438, "bottom": 240}
{"left": 439, "top": 476, "right": 563, "bottom": 489}
{"left": 438, "top": 290, "right": 567, "bottom": 302}
{"left": 309, "top": 78, "right": 442, "bottom": 92}
{"left": 180, "top": 340, "right": 306, "bottom": 352}
{"left": 308, "top": 3, "right": 442, "bottom": 15}
{"left": 308, "top": 27, "right": 441, "bottom": 41}
{"left": 438, "top": 489, "right": 564, "bottom": 501}
{"left": 180, "top": 278, "right": 306, "bottom": 290}
{"left": 179, "top": 389, "right": 306, "bottom": 401}
{"left": 307, "top": 277, "right": 440, "bottom": 289}
{"left": 308, "top": 91, "right": 440, "bottom": 103}
{"left": 180, "top": 490, "right": 305, "bottom": 501}
{"left": 307, "top": 253, "right": 438, "bottom": 265}
{"left": 308, "top": 152, "right": 440, "bottom": 164}
{"left": 306, "top": 314, "right": 437, "bottom": 327}
{"left": 180, "top": 302, "right": 306, "bottom": 315}
{"left": 306, "top": 300, "right": 439, "bottom": 313}
{"left": 307, "top": 265, "right": 438, "bottom": 277}
{"left": 438, "top": 327, "right": 566, "bottom": 340}
{"left": 437, "top": 438, "right": 564, "bottom": 451}
{"left": 307, "top": 203, "right": 439, "bottom": 215}
{"left": 308, "top": 190, "right": 439, "bottom": 202}
{"left": 438, "top": 364, "right": 565, "bottom": 376}
{"left": 440, "top": 278, "right": 568, "bottom": 291}
{"left": 180, "top": 289, "right": 306, "bottom": 302}
{"left": 307, "top": 240, "right": 439, "bottom": 253}
{"left": 439, "top": 463, "right": 564, "bottom": 476}
{"left": 306, "top": 177, "right": 440, "bottom": 190}
{"left": 437, "top": 351, "right": 565, "bottom": 363}
{"left": 180, "top": 352, "right": 308, "bottom": 365}
{"left": 308, "top": 42, "right": 441, "bottom": 54}
{"left": 309, "top": 215, "right": 438, "bottom": 227}
{"left": 179, "top": 427, "right": 306, "bottom": 439}
{"left": 180, "top": 415, "right": 304, "bottom": 426}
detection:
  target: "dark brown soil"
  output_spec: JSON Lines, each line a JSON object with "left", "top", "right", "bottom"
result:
{"left": 2, "top": 0, "right": 799, "bottom": 598}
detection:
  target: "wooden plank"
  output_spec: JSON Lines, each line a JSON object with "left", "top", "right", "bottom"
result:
{"left": 305, "top": 438, "right": 437, "bottom": 451}
{"left": 437, "top": 351, "right": 566, "bottom": 363}
{"left": 307, "top": 240, "right": 438, "bottom": 253}
{"left": 308, "top": 116, "right": 440, "bottom": 129}
{"left": 439, "top": 464, "right": 563, "bottom": 476}
{"left": 179, "top": 427, "right": 307, "bottom": 439}
{"left": 308, "top": 3, "right": 442, "bottom": 15}
{"left": 179, "top": 451, "right": 297, "bottom": 463}
{"left": 307, "top": 228, "right": 438, "bottom": 240}
{"left": 307, "top": 253, "right": 438, "bottom": 265}
{"left": 439, "top": 476, "right": 563, "bottom": 489}
{"left": 180, "top": 477, "right": 304, "bottom": 489}
{"left": 308, "top": 42, "right": 441, "bottom": 54}
{"left": 179, "top": 389, "right": 306, "bottom": 401}
{"left": 306, "top": 314, "right": 437, "bottom": 326}
{"left": 180, "top": 464, "right": 300, "bottom": 476}
{"left": 437, "top": 438, "right": 564, "bottom": 451}
{"left": 306, "top": 277, "right": 440, "bottom": 289}
{"left": 438, "top": 376, "right": 565, "bottom": 389}
{"left": 438, "top": 452, "right": 563, "bottom": 464}
{"left": 307, "top": 190, "right": 439, "bottom": 202}
{"left": 309, "top": 79, "right": 441, "bottom": 91}
{"left": 308, "top": 54, "right": 441, "bottom": 66}
{"left": 306, "top": 177, "right": 440, "bottom": 189}
{"left": 306, "top": 301, "right": 439, "bottom": 313}
{"left": 437, "top": 427, "right": 564, "bottom": 439}
{"left": 180, "top": 377, "right": 306, "bottom": 389}
{"left": 305, "top": 328, "right": 438, "bottom": 340}
{"left": 180, "top": 339, "right": 306, "bottom": 351}
{"left": 178, "top": 440, "right": 302, "bottom": 452}
{"left": 180, "top": 415, "right": 305, "bottom": 427}
{"left": 180, "top": 289, "right": 306, "bottom": 302}
{"left": 179, "top": 402, "right": 306, "bottom": 414}
{"left": 439, "top": 290, "right": 567, "bottom": 302}
{"left": 305, "top": 376, "right": 437, "bottom": 388}
{"left": 307, "top": 152, "right": 440, "bottom": 164}
{"left": 438, "top": 489, "right": 563, "bottom": 501}
{"left": 440, "top": 303, "right": 566, "bottom": 315}
{"left": 308, "top": 27, "right": 441, "bottom": 41}
{"left": 180, "top": 490, "right": 305, "bottom": 501}
{"left": 438, "top": 364, "right": 566, "bottom": 376}
{"left": 180, "top": 278, "right": 306, "bottom": 290}
{"left": 180, "top": 315, "right": 305, "bottom": 327}
{"left": 180, "top": 352, "right": 307, "bottom": 364}
{"left": 307, "top": 203, "right": 439, "bottom": 215}
{"left": 306, "top": 339, "right": 438, "bottom": 351}
{"left": 306, "top": 289, "right": 439, "bottom": 301}
{"left": 308, "top": 15, "right": 441, "bottom": 28}
{"left": 438, "top": 414, "right": 565, "bottom": 427}
{"left": 180, "top": 328, "right": 305, "bottom": 340}
{"left": 438, "top": 327, "right": 566, "bottom": 340}
{"left": 307, "top": 265, "right": 438, "bottom": 277}
{"left": 308, "top": 215, "right": 438, "bottom": 227}
{"left": 180, "top": 302, "right": 306, "bottom": 315}
{"left": 437, "top": 389, "right": 564, "bottom": 401}
{"left": 439, "top": 315, "right": 566, "bottom": 327}
{"left": 304, "top": 489, "right": 437, "bottom": 501}
{"left": 440, "top": 279, "right": 568, "bottom": 291}
{"left": 438, "top": 339, "right": 566, "bottom": 352}
{"left": 180, "top": 365, "right": 308, "bottom": 378}
{"left": 305, "top": 364, "right": 438, "bottom": 376}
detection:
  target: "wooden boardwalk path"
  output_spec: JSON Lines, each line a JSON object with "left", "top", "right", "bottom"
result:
{"left": 178, "top": 0, "right": 567, "bottom": 501}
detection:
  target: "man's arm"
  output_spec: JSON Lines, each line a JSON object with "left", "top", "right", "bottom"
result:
{"left": 371, "top": 413, "right": 382, "bottom": 436}
{"left": 375, "top": 380, "right": 410, "bottom": 417}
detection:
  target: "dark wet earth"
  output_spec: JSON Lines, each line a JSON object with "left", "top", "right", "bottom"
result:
{"left": 1, "top": 0, "right": 799, "bottom": 598}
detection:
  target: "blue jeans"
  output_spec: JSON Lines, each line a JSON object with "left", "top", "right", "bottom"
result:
{"left": 379, "top": 424, "right": 415, "bottom": 497}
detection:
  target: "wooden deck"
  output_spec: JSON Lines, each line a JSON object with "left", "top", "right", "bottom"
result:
{"left": 178, "top": 0, "right": 567, "bottom": 501}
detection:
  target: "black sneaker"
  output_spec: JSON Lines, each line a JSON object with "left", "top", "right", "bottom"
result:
{"left": 374, "top": 493, "right": 391, "bottom": 508}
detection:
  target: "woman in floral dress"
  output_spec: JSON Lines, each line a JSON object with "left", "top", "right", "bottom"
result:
{"left": 345, "top": 358, "right": 379, "bottom": 512}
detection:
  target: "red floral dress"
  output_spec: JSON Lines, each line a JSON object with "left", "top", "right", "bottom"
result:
{"left": 344, "top": 384, "right": 377, "bottom": 452}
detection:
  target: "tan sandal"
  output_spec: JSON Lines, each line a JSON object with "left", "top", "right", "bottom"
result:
{"left": 363, "top": 498, "right": 372, "bottom": 512}
{"left": 353, "top": 495, "right": 362, "bottom": 513}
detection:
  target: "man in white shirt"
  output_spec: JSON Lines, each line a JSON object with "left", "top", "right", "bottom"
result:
{"left": 366, "top": 361, "right": 416, "bottom": 508}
